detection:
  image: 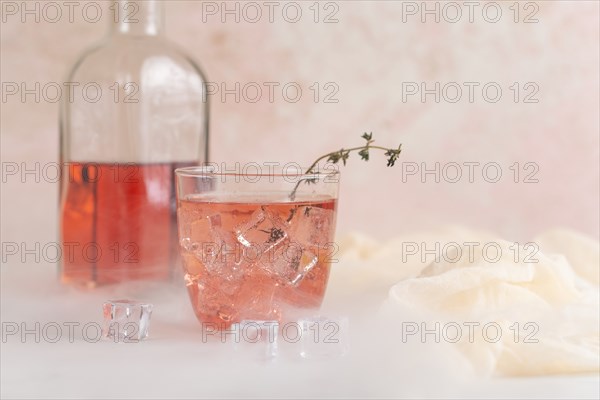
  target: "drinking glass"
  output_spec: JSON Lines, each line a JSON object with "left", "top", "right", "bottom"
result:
{"left": 175, "top": 166, "right": 339, "bottom": 329}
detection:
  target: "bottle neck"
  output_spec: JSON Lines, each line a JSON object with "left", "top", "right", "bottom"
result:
{"left": 110, "top": 1, "right": 164, "bottom": 36}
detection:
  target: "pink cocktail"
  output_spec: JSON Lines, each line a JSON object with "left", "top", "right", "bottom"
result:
{"left": 175, "top": 167, "right": 339, "bottom": 329}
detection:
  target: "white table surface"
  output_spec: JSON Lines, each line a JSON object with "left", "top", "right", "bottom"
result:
{"left": 1, "top": 262, "right": 598, "bottom": 399}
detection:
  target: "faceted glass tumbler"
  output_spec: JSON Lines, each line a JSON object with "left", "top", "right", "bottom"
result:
{"left": 175, "top": 167, "right": 339, "bottom": 330}
{"left": 103, "top": 300, "right": 153, "bottom": 342}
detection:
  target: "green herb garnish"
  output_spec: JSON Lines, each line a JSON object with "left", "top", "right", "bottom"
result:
{"left": 290, "top": 132, "right": 402, "bottom": 200}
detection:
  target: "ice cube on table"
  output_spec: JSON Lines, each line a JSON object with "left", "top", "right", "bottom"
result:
{"left": 263, "top": 244, "right": 318, "bottom": 286}
{"left": 231, "top": 320, "right": 280, "bottom": 360}
{"left": 289, "top": 206, "right": 334, "bottom": 247}
{"left": 298, "top": 316, "right": 349, "bottom": 358}
{"left": 102, "top": 300, "right": 153, "bottom": 342}
{"left": 235, "top": 207, "right": 288, "bottom": 252}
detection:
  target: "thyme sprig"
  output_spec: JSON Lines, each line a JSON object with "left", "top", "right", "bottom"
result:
{"left": 289, "top": 132, "right": 402, "bottom": 200}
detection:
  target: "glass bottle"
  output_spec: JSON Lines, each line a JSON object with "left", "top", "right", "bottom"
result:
{"left": 59, "top": 0, "right": 209, "bottom": 286}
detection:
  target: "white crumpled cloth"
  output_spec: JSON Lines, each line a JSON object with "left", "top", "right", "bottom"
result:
{"left": 328, "top": 227, "right": 600, "bottom": 377}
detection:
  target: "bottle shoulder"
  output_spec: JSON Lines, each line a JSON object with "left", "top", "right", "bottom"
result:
{"left": 67, "top": 36, "right": 207, "bottom": 83}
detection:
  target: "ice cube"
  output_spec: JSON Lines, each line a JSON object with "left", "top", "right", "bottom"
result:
{"left": 263, "top": 243, "right": 318, "bottom": 286}
{"left": 191, "top": 212, "right": 221, "bottom": 244}
{"left": 182, "top": 214, "right": 244, "bottom": 282}
{"left": 231, "top": 320, "right": 279, "bottom": 360}
{"left": 178, "top": 207, "right": 209, "bottom": 242}
{"left": 187, "top": 272, "right": 278, "bottom": 325}
{"left": 190, "top": 278, "right": 237, "bottom": 321}
{"left": 102, "top": 300, "right": 153, "bottom": 342}
{"left": 289, "top": 206, "right": 334, "bottom": 247}
{"left": 205, "top": 227, "right": 245, "bottom": 282}
{"left": 298, "top": 316, "right": 349, "bottom": 358}
{"left": 179, "top": 212, "right": 218, "bottom": 257}
{"left": 234, "top": 276, "right": 280, "bottom": 320}
{"left": 235, "top": 207, "right": 288, "bottom": 253}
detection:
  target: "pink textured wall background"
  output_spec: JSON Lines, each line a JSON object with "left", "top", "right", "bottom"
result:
{"left": 1, "top": 1, "right": 599, "bottom": 244}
